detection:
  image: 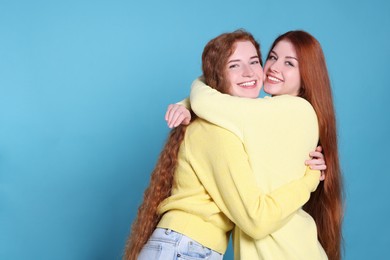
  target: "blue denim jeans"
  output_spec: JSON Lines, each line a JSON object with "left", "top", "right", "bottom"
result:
{"left": 138, "top": 228, "right": 224, "bottom": 260}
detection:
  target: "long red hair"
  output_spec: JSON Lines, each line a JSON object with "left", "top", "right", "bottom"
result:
{"left": 123, "top": 30, "right": 261, "bottom": 260}
{"left": 267, "top": 30, "right": 344, "bottom": 260}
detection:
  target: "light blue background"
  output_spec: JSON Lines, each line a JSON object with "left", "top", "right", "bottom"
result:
{"left": 0, "top": 0, "right": 389, "bottom": 259}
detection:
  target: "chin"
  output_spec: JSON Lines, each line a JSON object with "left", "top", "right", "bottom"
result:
{"left": 234, "top": 89, "right": 260, "bottom": 98}
{"left": 263, "top": 86, "right": 277, "bottom": 96}
{"left": 242, "top": 93, "right": 259, "bottom": 99}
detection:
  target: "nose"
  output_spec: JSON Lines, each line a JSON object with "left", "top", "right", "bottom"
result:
{"left": 269, "top": 61, "right": 280, "bottom": 73}
{"left": 242, "top": 64, "right": 254, "bottom": 77}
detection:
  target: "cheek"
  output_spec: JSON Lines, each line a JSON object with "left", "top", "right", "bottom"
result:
{"left": 287, "top": 74, "right": 301, "bottom": 94}
{"left": 293, "top": 73, "right": 301, "bottom": 88}
{"left": 225, "top": 76, "right": 235, "bottom": 93}
{"left": 226, "top": 71, "right": 236, "bottom": 84}
{"left": 227, "top": 85, "right": 236, "bottom": 96}
{"left": 263, "top": 63, "right": 270, "bottom": 73}
{"left": 256, "top": 65, "right": 264, "bottom": 77}
{"left": 285, "top": 70, "right": 299, "bottom": 83}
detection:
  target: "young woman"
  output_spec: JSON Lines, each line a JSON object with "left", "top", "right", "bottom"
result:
{"left": 173, "top": 30, "right": 343, "bottom": 260}
{"left": 124, "top": 30, "right": 325, "bottom": 260}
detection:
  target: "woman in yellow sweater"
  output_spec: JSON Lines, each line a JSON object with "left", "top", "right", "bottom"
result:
{"left": 124, "top": 30, "right": 326, "bottom": 260}
{"left": 168, "top": 30, "right": 343, "bottom": 260}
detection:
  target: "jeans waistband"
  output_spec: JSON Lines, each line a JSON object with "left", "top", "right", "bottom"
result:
{"left": 151, "top": 228, "right": 223, "bottom": 259}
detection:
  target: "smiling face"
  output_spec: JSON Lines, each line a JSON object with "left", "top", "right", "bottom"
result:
{"left": 263, "top": 40, "right": 301, "bottom": 96}
{"left": 225, "top": 41, "right": 263, "bottom": 98}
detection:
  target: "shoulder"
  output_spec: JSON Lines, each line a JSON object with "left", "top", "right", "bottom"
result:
{"left": 186, "top": 119, "right": 243, "bottom": 148}
{"left": 271, "top": 95, "right": 316, "bottom": 116}
{"left": 271, "top": 95, "right": 311, "bottom": 106}
{"left": 188, "top": 119, "right": 240, "bottom": 138}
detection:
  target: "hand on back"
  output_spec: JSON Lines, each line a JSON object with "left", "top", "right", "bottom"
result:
{"left": 305, "top": 146, "right": 326, "bottom": 181}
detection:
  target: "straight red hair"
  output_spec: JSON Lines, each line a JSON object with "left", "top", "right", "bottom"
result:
{"left": 267, "top": 31, "right": 344, "bottom": 260}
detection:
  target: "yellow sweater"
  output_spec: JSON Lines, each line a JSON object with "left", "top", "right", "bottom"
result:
{"left": 157, "top": 120, "right": 320, "bottom": 254}
{"left": 190, "top": 78, "right": 327, "bottom": 259}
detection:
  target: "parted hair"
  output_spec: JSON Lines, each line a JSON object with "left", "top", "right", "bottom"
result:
{"left": 267, "top": 30, "right": 344, "bottom": 260}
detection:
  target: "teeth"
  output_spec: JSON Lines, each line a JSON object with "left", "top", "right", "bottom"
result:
{"left": 268, "top": 76, "right": 281, "bottom": 82}
{"left": 239, "top": 81, "right": 255, "bottom": 87}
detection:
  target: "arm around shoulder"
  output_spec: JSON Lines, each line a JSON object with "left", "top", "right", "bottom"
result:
{"left": 189, "top": 78, "right": 252, "bottom": 140}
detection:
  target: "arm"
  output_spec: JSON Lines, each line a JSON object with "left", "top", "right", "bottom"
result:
{"left": 166, "top": 95, "right": 326, "bottom": 173}
{"left": 190, "top": 77, "right": 252, "bottom": 139}
{"left": 170, "top": 79, "right": 276, "bottom": 136}
{"left": 190, "top": 78, "right": 289, "bottom": 139}
{"left": 191, "top": 78, "right": 324, "bottom": 176}
{"left": 188, "top": 124, "right": 320, "bottom": 239}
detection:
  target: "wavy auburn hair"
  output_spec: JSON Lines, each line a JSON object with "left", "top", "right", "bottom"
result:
{"left": 123, "top": 29, "right": 261, "bottom": 260}
{"left": 267, "top": 30, "right": 344, "bottom": 260}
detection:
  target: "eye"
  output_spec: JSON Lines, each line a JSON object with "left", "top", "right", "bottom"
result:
{"left": 268, "top": 54, "right": 277, "bottom": 61}
{"left": 228, "top": 64, "right": 239, "bottom": 69}
{"left": 285, "top": 61, "right": 295, "bottom": 67}
{"left": 250, "top": 59, "right": 260, "bottom": 65}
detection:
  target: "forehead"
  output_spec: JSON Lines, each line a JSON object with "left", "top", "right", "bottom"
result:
{"left": 272, "top": 40, "right": 297, "bottom": 56}
{"left": 229, "top": 41, "right": 257, "bottom": 58}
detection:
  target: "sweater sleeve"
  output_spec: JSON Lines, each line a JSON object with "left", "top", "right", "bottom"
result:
{"left": 190, "top": 77, "right": 252, "bottom": 140}
{"left": 190, "top": 78, "right": 287, "bottom": 140}
{"left": 187, "top": 124, "right": 320, "bottom": 240}
{"left": 176, "top": 98, "right": 191, "bottom": 109}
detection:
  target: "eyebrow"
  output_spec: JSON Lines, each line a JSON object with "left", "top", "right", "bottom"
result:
{"left": 286, "top": 56, "right": 298, "bottom": 61}
{"left": 270, "top": 50, "right": 298, "bottom": 61}
{"left": 228, "top": 56, "right": 259, "bottom": 63}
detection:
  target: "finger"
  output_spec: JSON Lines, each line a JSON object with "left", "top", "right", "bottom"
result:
{"left": 166, "top": 108, "right": 175, "bottom": 127}
{"left": 167, "top": 105, "right": 181, "bottom": 127}
{"left": 309, "top": 165, "right": 327, "bottom": 171}
{"left": 306, "top": 158, "right": 325, "bottom": 165}
{"left": 181, "top": 111, "right": 191, "bottom": 125}
{"left": 320, "top": 171, "right": 325, "bottom": 181}
{"left": 170, "top": 109, "right": 184, "bottom": 127}
{"left": 316, "top": 146, "right": 323, "bottom": 152}
{"left": 309, "top": 151, "right": 324, "bottom": 159}
{"left": 165, "top": 104, "right": 174, "bottom": 121}
{"left": 167, "top": 105, "right": 180, "bottom": 121}
{"left": 166, "top": 104, "right": 180, "bottom": 121}
{"left": 177, "top": 115, "right": 190, "bottom": 126}
{"left": 182, "top": 117, "right": 191, "bottom": 125}
{"left": 172, "top": 114, "right": 186, "bottom": 128}
{"left": 306, "top": 159, "right": 326, "bottom": 170}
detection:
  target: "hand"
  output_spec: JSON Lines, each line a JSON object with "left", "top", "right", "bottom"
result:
{"left": 165, "top": 104, "right": 191, "bottom": 128}
{"left": 305, "top": 146, "right": 326, "bottom": 181}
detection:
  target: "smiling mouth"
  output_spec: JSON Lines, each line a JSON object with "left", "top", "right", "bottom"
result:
{"left": 238, "top": 80, "right": 256, "bottom": 88}
{"left": 267, "top": 75, "right": 282, "bottom": 83}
